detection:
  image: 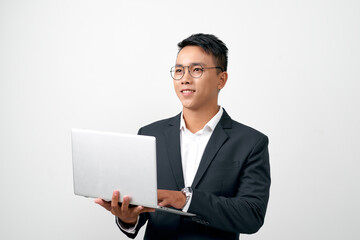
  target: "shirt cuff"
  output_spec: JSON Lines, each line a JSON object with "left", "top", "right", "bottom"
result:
{"left": 116, "top": 216, "right": 139, "bottom": 234}
{"left": 182, "top": 191, "right": 193, "bottom": 212}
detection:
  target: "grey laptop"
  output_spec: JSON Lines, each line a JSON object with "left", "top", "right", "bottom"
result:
{"left": 71, "top": 128, "right": 195, "bottom": 217}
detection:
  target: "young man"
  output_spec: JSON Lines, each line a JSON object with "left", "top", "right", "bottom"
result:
{"left": 95, "top": 33, "right": 271, "bottom": 239}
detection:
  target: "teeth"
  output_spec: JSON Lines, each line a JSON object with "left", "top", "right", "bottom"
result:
{"left": 182, "top": 90, "right": 194, "bottom": 93}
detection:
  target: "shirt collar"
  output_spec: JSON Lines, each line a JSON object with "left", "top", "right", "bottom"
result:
{"left": 180, "top": 106, "right": 224, "bottom": 132}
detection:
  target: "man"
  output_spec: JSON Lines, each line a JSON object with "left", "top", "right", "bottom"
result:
{"left": 95, "top": 33, "right": 271, "bottom": 239}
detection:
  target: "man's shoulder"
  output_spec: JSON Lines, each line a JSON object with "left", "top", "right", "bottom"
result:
{"left": 228, "top": 120, "right": 269, "bottom": 149}
{"left": 222, "top": 109, "right": 267, "bottom": 140}
{"left": 138, "top": 113, "right": 180, "bottom": 133}
{"left": 231, "top": 119, "right": 266, "bottom": 137}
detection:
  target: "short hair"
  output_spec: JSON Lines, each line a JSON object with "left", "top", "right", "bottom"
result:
{"left": 177, "top": 33, "right": 228, "bottom": 72}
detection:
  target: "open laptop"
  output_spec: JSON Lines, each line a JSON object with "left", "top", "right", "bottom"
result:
{"left": 71, "top": 128, "right": 195, "bottom": 217}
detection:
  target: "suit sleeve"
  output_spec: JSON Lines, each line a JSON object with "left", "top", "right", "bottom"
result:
{"left": 116, "top": 213, "right": 148, "bottom": 239}
{"left": 188, "top": 135, "right": 271, "bottom": 234}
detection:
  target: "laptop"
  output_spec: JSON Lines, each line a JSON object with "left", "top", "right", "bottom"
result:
{"left": 71, "top": 128, "right": 195, "bottom": 217}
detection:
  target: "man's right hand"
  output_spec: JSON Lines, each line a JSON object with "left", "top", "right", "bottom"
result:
{"left": 95, "top": 190, "right": 155, "bottom": 225}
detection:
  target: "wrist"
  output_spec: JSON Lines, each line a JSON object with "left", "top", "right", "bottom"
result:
{"left": 116, "top": 216, "right": 140, "bottom": 233}
{"left": 120, "top": 217, "right": 137, "bottom": 226}
{"left": 181, "top": 187, "right": 193, "bottom": 209}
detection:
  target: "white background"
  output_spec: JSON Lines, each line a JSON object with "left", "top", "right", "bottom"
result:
{"left": 1, "top": 0, "right": 359, "bottom": 239}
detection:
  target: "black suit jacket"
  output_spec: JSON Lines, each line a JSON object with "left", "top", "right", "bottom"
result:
{"left": 118, "top": 109, "right": 271, "bottom": 240}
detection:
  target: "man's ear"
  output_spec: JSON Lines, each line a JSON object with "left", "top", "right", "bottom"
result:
{"left": 217, "top": 71, "right": 228, "bottom": 90}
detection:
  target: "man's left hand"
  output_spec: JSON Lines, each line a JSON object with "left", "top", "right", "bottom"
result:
{"left": 157, "top": 189, "right": 186, "bottom": 209}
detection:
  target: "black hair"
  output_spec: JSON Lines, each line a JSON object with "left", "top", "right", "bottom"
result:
{"left": 177, "top": 33, "right": 228, "bottom": 72}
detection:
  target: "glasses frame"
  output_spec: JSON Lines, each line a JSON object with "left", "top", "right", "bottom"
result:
{"left": 170, "top": 64, "right": 224, "bottom": 80}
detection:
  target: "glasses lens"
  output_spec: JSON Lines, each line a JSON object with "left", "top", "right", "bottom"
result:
{"left": 171, "top": 66, "right": 184, "bottom": 80}
{"left": 189, "top": 64, "right": 203, "bottom": 78}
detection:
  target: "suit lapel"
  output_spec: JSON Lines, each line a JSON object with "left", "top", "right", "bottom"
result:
{"left": 192, "top": 110, "right": 232, "bottom": 188}
{"left": 164, "top": 114, "right": 185, "bottom": 190}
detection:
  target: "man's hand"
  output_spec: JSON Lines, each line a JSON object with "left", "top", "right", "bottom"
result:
{"left": 157, "top": 189, "right": 186, "bottom": 209}
{"left": 95, "top": 190, "right": 155, "bottom": 225}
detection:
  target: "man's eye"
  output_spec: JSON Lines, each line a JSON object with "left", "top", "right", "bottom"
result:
{"left": 175, "top": 69, "right": 183, "bottom": 73}
{"left": 193, "top": 67, "right": 202, "bottom": 72}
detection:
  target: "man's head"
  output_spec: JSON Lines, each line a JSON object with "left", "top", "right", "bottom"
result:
{"left": 177, "top": 33, "right": 228, "bottom": 73}
{"left": 172, "top": 34, "right": 228, "bottom": 112}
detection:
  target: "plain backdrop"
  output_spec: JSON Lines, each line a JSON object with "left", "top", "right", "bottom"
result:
{"left": 1, "top": 0, "right": 359, "bottom": 239}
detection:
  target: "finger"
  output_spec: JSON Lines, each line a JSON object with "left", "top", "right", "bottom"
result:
{"left": 140, "top": 207, "right": 156, "bottom": 213}
{"left": 111, "top": 190, "right": 120, "bottom": 209}
{"left": 157, "top": 190, "right": 169, "bottom": 207}
{"left": 158, "top": 199, "right": 168, "bottom": 207}
{"left": 132, "top": 205, "right": 154, "bottom": 215}
{"left": 94, "top": 198, "right": 111, "bottom": 211}
{"left": 132, "top": 205, "right": 144, "bottom": 215}
{"left": 121, "top": 195, "right": 131, "bottom": 212}
{"left": 157, "top": 189, "right": 166, "bottom": 200}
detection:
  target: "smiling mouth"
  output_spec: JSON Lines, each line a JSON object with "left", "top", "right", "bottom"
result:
{"left": 181, "top": 90, "right": 195, "bottom": 93}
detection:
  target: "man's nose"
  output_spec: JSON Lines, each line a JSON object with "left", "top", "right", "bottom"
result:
{"left": 181, "top": 67, "right": 192, "bottom": 84}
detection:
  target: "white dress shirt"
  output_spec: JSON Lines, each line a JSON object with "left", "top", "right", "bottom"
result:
{"left": 180, "top": 107, "right": 223, "bottom": 211}
{"left": 180, "top": 107, "right": 223, "bottom": 187}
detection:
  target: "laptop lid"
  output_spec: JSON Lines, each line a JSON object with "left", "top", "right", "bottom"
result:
{"left": 71, "top": 128, "right": 158, "bottom": 208}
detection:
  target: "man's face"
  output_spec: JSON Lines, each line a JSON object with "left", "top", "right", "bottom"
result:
{"left": 173, "top": 46, "right": 227, "bottom": 112}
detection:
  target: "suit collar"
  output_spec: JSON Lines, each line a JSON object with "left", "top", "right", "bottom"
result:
{"left": 218, "top": 108, "right": 232, "bottom": 129}
{"left": 164, "top": 113, "right": 185, "bottom": 190}
{"left": 192, "top": 110, "right": 231, "bottom": 188}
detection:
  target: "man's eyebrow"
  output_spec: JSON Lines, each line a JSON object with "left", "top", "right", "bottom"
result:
{"left": 175, "top": 62, "right": 205, "bottom": 67}
{"left": 191, "top": 62, "right": 204, "bottom": 66}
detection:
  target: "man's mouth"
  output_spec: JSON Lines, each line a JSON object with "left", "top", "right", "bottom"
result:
{"left": 181, "top": 89, "right": 195, "bottom": 93}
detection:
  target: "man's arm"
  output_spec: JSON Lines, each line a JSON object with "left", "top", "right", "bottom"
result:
{"left": 158, "top": 135, "right": 270, "bottom": 234}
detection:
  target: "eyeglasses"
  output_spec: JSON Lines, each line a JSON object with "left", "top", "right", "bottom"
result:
{"left": 170, "top": 64, "right": 224, "bottom": 80}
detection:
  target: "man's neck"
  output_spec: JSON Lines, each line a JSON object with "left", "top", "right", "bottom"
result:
{"left": 182, "top": 105, "right": 220, "bottom": 134}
